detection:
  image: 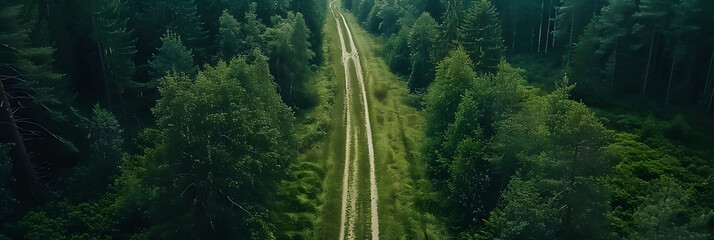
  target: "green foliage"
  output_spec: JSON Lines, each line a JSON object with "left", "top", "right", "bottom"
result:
{"left": 216, "top": 10, "right": 242, "bottom": 61}
{"left": 290, "top": 0, "right": 326, "bottom": 64}
{"left": 603, "top": 131, "right": 714, "bottom": 238}
{"left": 502, "top": 80, "right": 611, "bottom": 239}
{"left": 445, "top": 99, "right": 490, "bottom": 220}
{"left": 442, "top": 0, "right": 464, "bottom": 49}
{"left": 143, "top": 55, "right": 295, "bottom": 238}
{"left": 1, "top": 0, "right": 72, "bottom": 121}
{"left": 630, "top": 176, "right": 711, "bottom": 240}
{"left": 386, "top": 27, "right": 411, "bottom": 76}
{"left": 264, "top": 12, "right": 314, "bottom": 108}
{"left": 141, "top": 0, "right": 208, "bottom": 63}
{"left": 0, "top": 143, "right": 15, "bottom": 221}
{"left": 458, "top": 0, "right": 504, "bottom": 74}
{"left": 424, "top": 48, "right": 476, "bottom": 184}
{"left": 486, "top": 177, "right": 562, "bottom": 240}
{"left": 149, "top": 31, "right": 197, "bottom": 79}
{"left": 68, "top": 105, "right": 124, "bottom": 200}
{"left": 15, "top": 197, "right": 118, "bottom": 240}
{"left": 92, "top": 0, "right": 137, "bottom": 102}
{"left": 407, "top": 13, "right": 439, "bottom": 91}
{"left": 240, "top": 3, "right": 266, "bottom": 52}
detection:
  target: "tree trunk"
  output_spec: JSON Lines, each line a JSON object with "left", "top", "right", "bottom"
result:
{"left": 0, "top": 79, "right": 40, "bottom": 201}
{"left": 552, "top": 4, "right": 558, "bottom": 47}
{"left": 512, "top": 30, "right": 517, "bottom": 50}
{"left": 91, "top": 11, "right": 113, "bottom": 110}
{"left": 704, "top": 48, "right": 714, "bottom": 112}
{"left": 545, "top": 0, "right": 553, "bottom": 53}
{"left": 538, "top": 0, "right": 544, "bottom": 53}
{"left": 639, "top": 30, "right": 656, "bottom": 107}
{"left": 564, "top": 145, "right": 580, "bottom": 240}
{"left": 665, "top": 38, "right": 679, "bottom": 108}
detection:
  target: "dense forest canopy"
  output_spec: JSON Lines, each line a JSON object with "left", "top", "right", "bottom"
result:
{"left": 1, "top": 0, "right": 713, "bottom": 239}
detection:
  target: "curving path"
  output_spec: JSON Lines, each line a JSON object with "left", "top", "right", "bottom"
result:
{"left": 329, "top": 0, "right": 379, "bottom": 239}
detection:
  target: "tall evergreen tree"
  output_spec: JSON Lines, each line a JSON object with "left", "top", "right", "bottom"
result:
{"left": 442, "top": 0, "right": 464, "bottom": 49}
{"left": 555, "top": 0, "right": 603, "bottom": 57}
{"left": 458, "top": 0, "right": 504, "bottom": 74}
{"left": 407, "top": 13, "right": 439, "bottom": 91}
{"left": 631, "top": 177, "right": 712, "bottom": 240}
{"left": 264, "top": 12, "right": 314, "bottom": 107}
{"left": 290, "top": 0, "right": 325, "bottom": 64}
{"left": 240, "top": 3, "right": 266, "bottom": 53}
{"left": 149, "top": 31, "right": 197, "bottom": 79}
{"left": 1, "top": 0, "right": 74, "bottom": 201}
{"left": 216, "top": 10, "right": 242, "bottom": 61}
{"left": 91, "top": 0, "right": 137, "bottom": 108}
{"left": 424, "top": 48, "right": 476, "bottom": 184}
{"left": 633, "top": 0, "right": 670, "bottom": 103}
{"left": 140, "top": 0, "right": 208, "bottom": 64}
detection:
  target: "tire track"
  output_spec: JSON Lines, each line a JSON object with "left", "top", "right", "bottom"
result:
{"left": 330, "top": 1, "right": 380, "bottom": 239}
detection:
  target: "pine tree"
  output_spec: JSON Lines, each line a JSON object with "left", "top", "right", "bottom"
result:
{"left": 444, "top": 91, "right": 492, "bottom": 223}
{"left": 596, "top": 0, "right": 636, "bottom": 96}
{"left": 424, "top": 48, "right": 476, "bottom": 184}
{"left": 458, "top": 0, "right": 505, "bottom": 74}
{"left": 442, "top": 0, "right": 464, "bottom": 48}
{"left": 1, "top": 0, "right": 74, "bottom": 201}
{"left": 290, "top": 0, "right": 325, "bottom": 64}
{"left": 92, "top": 0, "right": 137, "bottom": 108}
{"left": 633, "top": 0, "right": 670, "bottom": 104}
{"left": 216, "top": 10, "right": 242, "bottom": 61}
{"left": 149, "top": 31, "right": 197, "bottom": 79}
{"left": 264, "top": 12, "right": 314, "bottom": 107}
{"left": 240, "top": 3, "right": 266, "bottom": 53}
{"left": 141, "top": 0, "right": 208, "bottom": 64}
{"left": 490, "top": 78, "right": 612, "bottom": 240}
{"left": 407, "top": 13, "right": 439, "bottom": 91}
{"left": 631, "top": 177, "right": 711, "bottom": 240}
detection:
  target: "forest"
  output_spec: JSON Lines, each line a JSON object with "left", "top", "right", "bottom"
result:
{"left": 0, "top": 0, "right": 712, "bottom": 239}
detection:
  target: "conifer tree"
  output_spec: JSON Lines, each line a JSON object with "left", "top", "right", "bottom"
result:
{"left": 442, "top": 0, "right": 464, "bottom": 48}
{"left": 408, "top": 13, "right": 439, "bottom": 91}
{"left": 240, "top": 3, "right": 266, "bottom": 53}
{"left": 632, "top": 177, "right": 712, "bottom": 240}
{"left": 149, "top": 31, "right": 197, "bottom": 79}
{"left": 264, "top": 12, "right": 314, "bottom": 107}
{"left": 92, "top": 0, "right": 137, "bottom": 108}
{"left": 1, "top": 0, "right": 77, "bottom": 201}
{"left": 290, "top": 0, "right": 325, "bottom": 64}
{"left": 216, "top": 10, "right": 242, "bottom": 61}
{"left": 458, "top": 0, "right": 504, "bottom": 74}
{"left": 141, "top": 0, "right": 208, "bottom": 63}
{"left": 424, "top": 48, "right": 476, "bottom": 184}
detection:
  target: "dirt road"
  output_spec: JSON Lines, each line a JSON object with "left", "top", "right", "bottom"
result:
{"left": 329, "top": 1, "right": 380, "bottom": 239}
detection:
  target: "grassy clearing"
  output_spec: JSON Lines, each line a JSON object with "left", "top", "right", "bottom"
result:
{"left": 340, "top": 9, "right": 451, "bottom": 240}
{"left": 275, "top": 1, "right": 451, "bottom": 239}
